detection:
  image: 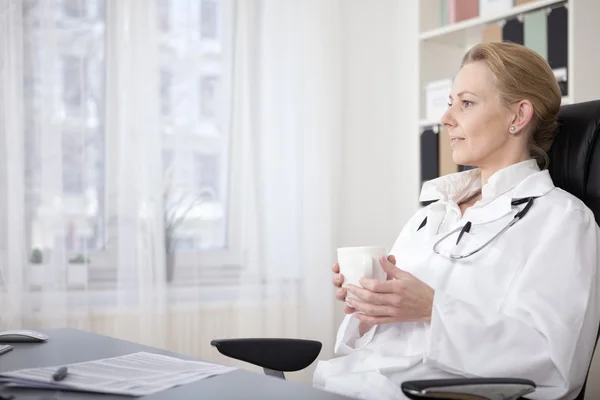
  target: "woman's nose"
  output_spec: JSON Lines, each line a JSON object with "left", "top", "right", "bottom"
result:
{"left": 440, "top": 106, "right": 455, "bottom": 128}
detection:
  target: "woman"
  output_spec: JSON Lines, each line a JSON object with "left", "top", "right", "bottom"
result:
{"left": 314, "top": 42, "right": 600, "bottom": 400}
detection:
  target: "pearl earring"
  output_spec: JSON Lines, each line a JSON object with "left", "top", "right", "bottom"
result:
{"left": 510, "top": 126, "right": 516, "bottom": 133}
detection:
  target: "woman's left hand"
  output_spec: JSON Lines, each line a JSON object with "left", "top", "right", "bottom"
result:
{"left": 345, "top": 255, "right": 435, "bottom": 325}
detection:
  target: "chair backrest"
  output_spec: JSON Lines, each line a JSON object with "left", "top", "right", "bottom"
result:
{"left": 547, "top": 99, "right": 600, "bottom": 400}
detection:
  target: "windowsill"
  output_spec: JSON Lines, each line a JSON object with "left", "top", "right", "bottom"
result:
{"left": 4, "top": 280, "right": 302, "bottom": 312}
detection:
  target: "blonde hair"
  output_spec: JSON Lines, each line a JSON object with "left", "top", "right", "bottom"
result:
{"left": 461, "top": 41, "right": 562, "bottom": 169}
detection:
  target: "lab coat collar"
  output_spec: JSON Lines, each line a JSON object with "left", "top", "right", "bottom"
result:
{"left": 419, "top": 168, "right": 482, "bottom": 204}
{"left": 419, "top": 159, "right": 555, "bottom": 224}
{"left": 481, "top": 159, "right": 541, "bottom": 201}
{"left": 466, "top": 169, "right": 555, "bottom": 224}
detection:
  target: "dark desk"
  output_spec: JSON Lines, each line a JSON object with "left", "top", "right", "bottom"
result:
{"left": 0, "top": 328, "right": 353, "bottom": 399}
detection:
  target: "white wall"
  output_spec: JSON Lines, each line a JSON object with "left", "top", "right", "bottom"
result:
{"left": 334, "top": 0, "right": 420, "bottom": 327}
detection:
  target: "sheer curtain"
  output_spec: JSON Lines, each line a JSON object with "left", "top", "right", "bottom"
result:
{"left": 0, "top": 0, "right": 26, "bottom": 322}
{"left": 231, "top": 0, "right": 342, "bottom": 380}
{"left": 0, "top": 0, "right": 341, "bottom": 385}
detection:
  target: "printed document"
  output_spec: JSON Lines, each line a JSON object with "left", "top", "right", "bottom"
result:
{"left": 0, "top": 352, "right": 237, "bottom": 396}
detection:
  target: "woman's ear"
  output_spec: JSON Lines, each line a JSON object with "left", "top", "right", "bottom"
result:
{"left": 509, "top": 100, "right": 535, "bottom": 134}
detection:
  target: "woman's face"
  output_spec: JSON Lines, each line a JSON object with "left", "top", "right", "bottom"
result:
{"left": 441, "top": 61, "right": 523, "bottom": 170}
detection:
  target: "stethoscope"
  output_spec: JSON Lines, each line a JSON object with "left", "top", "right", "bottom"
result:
{"left": 417, "top": 196, "right": 537, "bottom": 260}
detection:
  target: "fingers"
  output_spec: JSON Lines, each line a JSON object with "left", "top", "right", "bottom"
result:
{"left": 379, "top": 255, "right": 403, "bottom": 280}
{"left": 344, "top": 305, "right": 356, "bottom": 314}
{"left": 346, "top": 284, "right": 390, "bottom": 305}
{"left": 358, "top": 278, "right": 397, "bottom": 293}
{"left": 346, "top": 297, "right": 396, "bottom": 318}
{"left": 354, "top": 313, "right": 398, "bottom": 325}
{"left": 332, "top": 273, "right": 344, "bottom": 288}
{"left": 333, "top": 263, "right": 348, "bottom": 307}
{"left": 386, "top": 255, "right": 396, "bottom": 280}
{"left": 332, "top": 263, "right": 340, "bottom": 273}
{"left": 331, "top": 263, "right": 344, "bottom": 288}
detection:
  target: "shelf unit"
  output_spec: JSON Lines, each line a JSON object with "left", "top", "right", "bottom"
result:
{"left": 417, "top": 0, "right": 600, "bottom": 179}
{"left": 420, "top": 0, "right": 565, "bottom": 41}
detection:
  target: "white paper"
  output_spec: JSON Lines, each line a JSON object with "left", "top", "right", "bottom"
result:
{"left": 0, "top": 352, "right": 237, "bottom": 396}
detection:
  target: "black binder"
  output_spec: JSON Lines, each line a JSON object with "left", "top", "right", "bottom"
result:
{"left": 502, "top": 17, "right": 524, "bottom": 45}
{"left": 547, "top": 4, "right": 569, "bottom": 96}
{"left": 420, "top": 128, "right": 439, "bottom": 206}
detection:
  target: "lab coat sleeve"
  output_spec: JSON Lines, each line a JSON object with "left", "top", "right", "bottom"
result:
{"left": 334, "top": 314, "right": 378, "bottom": 355}
{"left": 425, "top": 207, "right": 600, "bottom": 399}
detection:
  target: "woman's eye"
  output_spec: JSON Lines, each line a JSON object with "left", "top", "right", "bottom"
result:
{"left": 462, "top": 100, "right": 473, "bottom": 107}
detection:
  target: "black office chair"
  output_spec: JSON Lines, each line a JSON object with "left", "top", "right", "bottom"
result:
{"left": 212, "top": 99, "right": 600, "bottom": 400}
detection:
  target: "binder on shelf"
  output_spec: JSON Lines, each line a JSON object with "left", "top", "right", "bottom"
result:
{"left": 502, "top": 17, "right": 524, "bottom": 45}
{"left": 524, "top": 10, "right": 548, "bottom": 61}
{"left": 479, "top": 0, "right": 512, "bottom": 18}
{"left": 425, "top": 79, "right": 452, "bottom": 122}
{"left": 482, "top": 23, "right": 503, "bottom": 42}
{"left": 440, "top": 0, "right": 448, "bottom": 26}
{"left": 420, "top": 127, "right": 440, "bottom": 187}
{"left": 448, "top": 0, "right": 479, "bottom": 23}
{"left": 438, "top": 126, "right": 459, "bottom": 177}
{"left": 547, "top": 4, "right": 568, "bottom": 96}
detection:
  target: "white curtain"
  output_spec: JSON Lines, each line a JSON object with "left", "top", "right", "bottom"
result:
{"left": 0, "top": 0, "right": 25, "bottom": 320}
{"left": 0, "top": 0, "right": 341, "bottom": 385}
{"left": 104, "top": 0, "right": 166, "bottom": 304}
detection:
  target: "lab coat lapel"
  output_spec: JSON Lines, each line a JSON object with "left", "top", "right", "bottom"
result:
{"left": 422, "top": 201, "right": 447, "bottom": 236}
{"left": 512, "top": 169, "right": 555, "bottom": 199}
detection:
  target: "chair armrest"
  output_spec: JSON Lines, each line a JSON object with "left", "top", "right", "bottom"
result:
{"left": 210, "top": 338, "right": 322, "bottom": 372}
{"left": 401, "top": 377, "right": 536, "bottom": 400}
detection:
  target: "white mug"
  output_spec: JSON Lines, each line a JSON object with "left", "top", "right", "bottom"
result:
{"left": 337, "top": 246, "right": 387, "bottom": 301}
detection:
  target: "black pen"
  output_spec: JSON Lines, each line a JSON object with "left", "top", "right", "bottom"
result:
{"left": 52, "top": 366, "right": 68, "bottom": 381}
{"left": 456, "top": 221, "right": 472, "bottom": 245}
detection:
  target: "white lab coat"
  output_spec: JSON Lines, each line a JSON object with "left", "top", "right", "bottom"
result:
{"left": 313, "top": 159, "right": 600, "bottom": 400}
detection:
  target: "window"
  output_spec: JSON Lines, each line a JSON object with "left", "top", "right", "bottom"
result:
{"left": 61, "top": 130, "right": 85, "bottom": 194}
{"left": 200, "top": 0, "right": 219, "bottom": 40}
{"left": 23, "top": 0, "right": 106, "bottom": 258}
{"left": 156, "top": 0, "right": 171, "bottom": 31}
{"left": 63, "top": 0, "right": 86, "bottom": 19}
{"left": 195, "top": 153, "right": 219, "bottom": 197}
{"left": 160, "top": 69, "right": 172, "bottom": 117}
{"left": 162, "top": 149, "right": 175, "bottom": 172}
{"left": 22, "top": 0, "right": 233, "bottom": 289}
{"left": 159, "top": 0, "right": 232, "bottom": 259}
{"left": 62, "top": 55, "right": 85, "bottom": 116}
{"left": 199, "top": 76, "right": 218, "bottom": 120}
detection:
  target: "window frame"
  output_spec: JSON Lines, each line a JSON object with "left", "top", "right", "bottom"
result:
{"left": 22, "top": 0, "right": 240, "bottom": 289}
{"left": 165, "top": 0, "right": 241, "bottom": 274}
{"left": 101, "top": 0, "right": 239, "bottom": 281}
{"left": 23, "top": 0, "right": 108, "bottom": 264}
